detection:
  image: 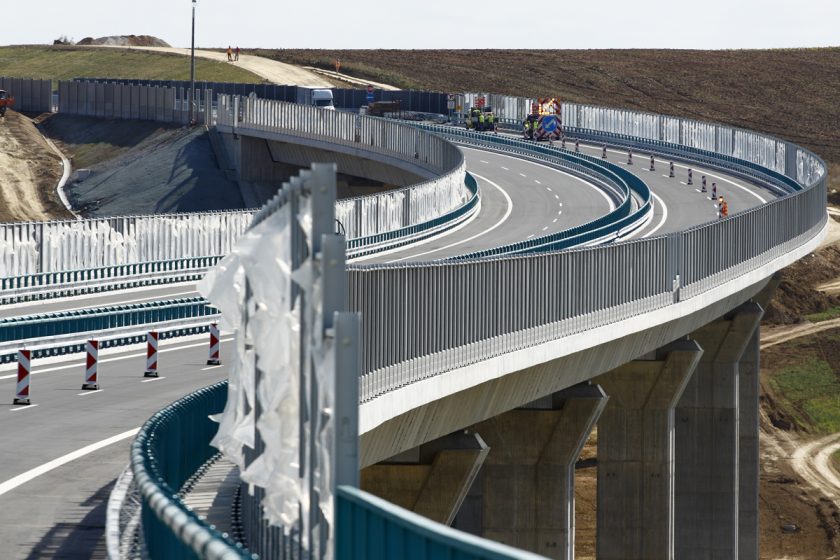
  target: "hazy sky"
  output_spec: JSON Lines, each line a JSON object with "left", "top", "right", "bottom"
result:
{"left": 10, "top": 0, "right": 839, "bottom": 50}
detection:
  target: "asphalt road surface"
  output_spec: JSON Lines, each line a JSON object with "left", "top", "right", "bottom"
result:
{"left": 0, "top": 335, "right": 232, "bottom": 559}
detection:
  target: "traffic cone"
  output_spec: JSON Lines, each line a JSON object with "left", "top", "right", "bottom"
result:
{"left": 144, "top": 331, "right": 159, "bottom": 377}
{"left": 14, "top": 349, "right": 31, "bottom": 405}
{"left": 207, "top": 323, "right": 221, "bottom": 366}
{"left": 82, "top": 340, "right": 99, "bottom": 390}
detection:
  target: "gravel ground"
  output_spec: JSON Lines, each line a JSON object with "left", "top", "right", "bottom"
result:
{"left": 67, "top": 126, "right": 244, "bottom": 216}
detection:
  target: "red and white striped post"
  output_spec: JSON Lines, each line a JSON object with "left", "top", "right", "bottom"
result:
{"left": 14, "top": 349, "right": 31, "bottom": 405}
{"left": 602, "top": 145, "right": 608, "bottom": 159}
{"left": 82, "top": 340, "right": 99, "bottom": 390}
{"left": 207, "top": 323, "right": 221, "bottom": 366}
{"left": 687, "top": 168, "right": 693, "bottom": 185}
{"left": 144, "top": 331, "right": 159, "bottom": 377}
{"left": 627, "top": 150, "right": 633, "bottom": 165}
{"left": 649, "top": 154, "right": 655, "bottom": 171}
{"left": 669, "top": 162, "right": 675, "bottom": 178}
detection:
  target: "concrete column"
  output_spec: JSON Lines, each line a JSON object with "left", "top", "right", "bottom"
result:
{"left": 738, "top": 326, "right": 760, "bottom": 560}
{"left": 458, "top": 382, "right": 608, "bottom": 559}
{"left": 595, "top": 338, "right": 702, "bottom": 560}
{"left": 675, "top": 302, "right": 763, "bottom": 560}
{"left": 361, "top": 430, "right": 489, "bottom": 526}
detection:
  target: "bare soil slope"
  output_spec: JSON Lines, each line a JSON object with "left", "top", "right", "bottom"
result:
{"left": 0, "top": 111, "right": 69, "bottom": 222}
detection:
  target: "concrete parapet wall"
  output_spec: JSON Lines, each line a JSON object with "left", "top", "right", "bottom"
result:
{"left": 0, "top": 77, "right": 52, "bottom": 113}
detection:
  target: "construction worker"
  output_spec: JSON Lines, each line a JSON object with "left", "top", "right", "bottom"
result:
{"left": 486, "top": 112, "right": 495, "bottom": 134}
{"left": 529, "top": 118, "right": 537, "bottom": 140}
{"left": 478, "top": 111, "right": 485, "bottom": 132}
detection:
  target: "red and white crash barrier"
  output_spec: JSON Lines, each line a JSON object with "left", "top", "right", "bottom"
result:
{"left": 82, "top": 340, "right": 99, "bottom": 390}
{"left": 14, "top": 349, "right": 31, "bottom": 405}
{"left": 207, "top": 323, "right": 221, "bottom": 366}
{"left": 144, "top": 331, "right": 159, "bottom": 377}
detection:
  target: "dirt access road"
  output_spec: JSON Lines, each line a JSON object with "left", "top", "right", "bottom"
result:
{"left": 89, "top": 45, "right": 335, "bottom": 87}
{"left": 0, "top": 111, "right": 69, "bottom": 222}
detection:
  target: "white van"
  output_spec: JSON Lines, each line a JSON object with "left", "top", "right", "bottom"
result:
{"left": 311, "top": 89, "right": 335, "bottom": 110}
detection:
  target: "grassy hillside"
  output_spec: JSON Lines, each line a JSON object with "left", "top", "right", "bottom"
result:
{"left": 0, "top": 45, "right": 263, "bottom": 84}
{"left": 253, "top": 48, "right": 840, "bottom": 189}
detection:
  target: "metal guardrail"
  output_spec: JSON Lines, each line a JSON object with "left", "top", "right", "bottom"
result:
{"left": 347, "top": 120, "right": 827, "bottom": 400}
{"left": 130, "top": 380, "right": 252, "bottom": 559}
{"left": 418, "top": 125, "right": 654, "bottom": 256}
{"left": 0, "top": 297, "right": 217, "bottom": 359}
{"left": 217, "top": 95, "right": 469, "bottom": 242}
{"left": 336, "top": 486, "right": 546, "bottom": 560}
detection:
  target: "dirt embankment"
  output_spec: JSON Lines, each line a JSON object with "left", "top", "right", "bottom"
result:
{"left": 0, "top": 111, "right": 70, "bottom": 222}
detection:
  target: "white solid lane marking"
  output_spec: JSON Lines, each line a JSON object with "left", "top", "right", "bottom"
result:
{"left": 0, "top": 428, "right": 139, "bottom": 497}
{"left": 201, "top": 365, "right": 222, "bottom": 371}
{"left": 141, "top": 376, "right": 166, "bottom": 383}
{"left": 10, "top": 404, "right": 39, "bottom": 412}
{"left": 542, "top": 226, "right": 549, "bottom": 231}
{"left": 389, "top": 173, "right": 513, "bottom": 262}
{"left": 480, "top": 160, "right": 489, "bottom": 163}
{"left": 77, "top": 390, "right": 102, "bottom": 396}
{"left": 527, "top": 234, "right": 534, "bottom": 239}
{"left": 642, "top": 191, "right": 669, "bottom": 238}
{"left": 0, "top": 338, "right": 234, "bottom": 381}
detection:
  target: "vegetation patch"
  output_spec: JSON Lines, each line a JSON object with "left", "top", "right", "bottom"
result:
{"left": 0, "top": 46, "right": 262, "bottom": 85}
{"left": 768, "top": 355, "right": 840, "bottom": 433}
{"left": 807, "top": 307, "right": 840, "bottom": 323}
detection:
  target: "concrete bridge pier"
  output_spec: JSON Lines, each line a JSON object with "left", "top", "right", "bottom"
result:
{"left": 594, "top": 338, "right": 703, "bottom": 560}
{"left": 360, "top": 430, "right": 489, "bottom": 525}
{"left": 674, "top": 302, "right": 764, "bottom": 560}
{"left": 454, "top": 382, "right": 608, "bottom": 559}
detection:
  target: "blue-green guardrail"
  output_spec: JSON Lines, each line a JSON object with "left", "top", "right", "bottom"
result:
{"left": 0, "top": 297, "right": 218, "bottom": 363}
{"left": 132, "top": 380, "right": 545, "bottom": 560}
{"left": 131, "top": 380, "right": 254, "bottom": 560}
{"left": 416, "top": 125, "right": 654, "bottom": 258}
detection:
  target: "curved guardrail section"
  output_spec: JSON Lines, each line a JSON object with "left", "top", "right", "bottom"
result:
{"left": 217, "top": 95, "right": 470, "bottom": 242}
{"left": 336, "top": 486, "right": 545, "bottom": 560}
{"left": 418, "top": 125, "right": 654, "bottom": 256}
{"left": 348, "top": 110, "right": 827, "bottom": 399}
{"left": 130, "top": 380, "right": 252, "bottom": 559}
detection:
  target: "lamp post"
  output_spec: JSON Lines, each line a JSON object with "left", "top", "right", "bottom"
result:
{"left": 189, "top": 0, "right": 197, "bottom": 124}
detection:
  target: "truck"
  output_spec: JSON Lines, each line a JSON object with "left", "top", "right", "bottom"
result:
{"left": 0, "top": 90, "right": 14, "bottom": 118}
{"left": 311, "top": 89, "right": 335, "bottom": 110}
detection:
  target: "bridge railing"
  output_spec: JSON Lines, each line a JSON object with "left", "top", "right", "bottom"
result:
{"left": 216, "top": 95, "right": 469, "bottom": 241}
{"left": 349, "top": 105, "right": 828, "bottom": 398}
{"left": 0, "top": 209, "right": 252, "bottom": 278}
